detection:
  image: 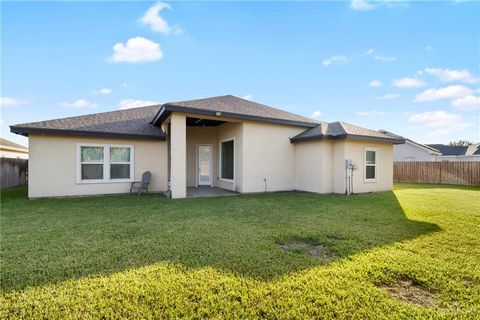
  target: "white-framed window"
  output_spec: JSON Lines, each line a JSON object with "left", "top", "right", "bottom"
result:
{"left": 219, "top": 138, "right": 234, "bottom": 182}
{"left": 76, "top": 144, "right": 134, "bottom": 184}
{"left": 364, "top": 147, "right": 378, "bottom": 182}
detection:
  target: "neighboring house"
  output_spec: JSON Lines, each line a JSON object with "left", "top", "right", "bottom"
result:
{"left": 382, "top": 131, "right": 480, "bottom": 162}
{"left": 381, "top": 133, "right": 442, "bottom": 162}
{"left": 426, "top": 143, "right": 480, "bottom": 162}
{"left": 0, "top": 138, "right": 28, "bottom": 159}
{"left": 11, "top": 95, "right": 404, "bottom": 199}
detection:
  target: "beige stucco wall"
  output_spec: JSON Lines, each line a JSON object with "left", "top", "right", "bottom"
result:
{"left": 28, "top": 134, "right": 167, "bottom": 198}
{"left": 241, "top": 122, "right": 304, "bottom": 193}
{"left": 295, "top": 140, "right": 323, "bottom": 193}
{"left": 343, "top": 140, "right": 393, "bottom": 193}
{"left": 332, "top": 141, "right": 347, "bottom": 194}
{"left": 294, "top": 139, "right": 393, "bottom": 194}
{"left": 169, "top": 113, "right": 187, "bottom": 198}
{"left": 295, "top": 140, "right": 333, "bottom": 193}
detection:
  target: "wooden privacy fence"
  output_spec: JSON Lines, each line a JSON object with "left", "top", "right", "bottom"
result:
{"left": 1, "top": 158, "right": 28, "bottom": 188}
{"left": 394, "top": 161, "right": 480, "bottom": 186}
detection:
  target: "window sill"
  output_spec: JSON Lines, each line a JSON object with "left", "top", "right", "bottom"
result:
{"left": 364, "top": 179, "right": 378, "bottom": 183}
{"left": 219, "top": 178, "right": 234, "bottom": 183}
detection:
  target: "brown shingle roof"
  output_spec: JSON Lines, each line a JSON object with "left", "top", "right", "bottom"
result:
{"left": 290, "top": 121, "right": 405, "bottom": 144}
{"left": 153, "top": 95, "right": 319, "bottom": 127}
{"left": 11, "top": 105, "right": 165, "bottom": 140}
{"left": 11, "top": 95, "right": 401, "bottom": 144}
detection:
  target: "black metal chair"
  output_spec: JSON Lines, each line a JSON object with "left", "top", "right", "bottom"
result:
{"left": 130, "top": 171, "right": 151, "bottom": 195}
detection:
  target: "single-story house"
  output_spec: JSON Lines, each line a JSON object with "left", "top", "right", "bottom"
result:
{"left": 0, "top": 138, "right": 29, "bottom": 159}
{"left": 381, "top": 131, "right": 480, "bottom": 162}
{"left": 11, "top": 95, "right": 404, "bottom": 199}
{"left": 381, "top": 132, "right": 442, "bottom": 162}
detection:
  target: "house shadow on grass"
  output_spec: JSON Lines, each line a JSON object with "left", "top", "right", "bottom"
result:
{"left": 0, "top": 186, "right": 440, "bottom": 292}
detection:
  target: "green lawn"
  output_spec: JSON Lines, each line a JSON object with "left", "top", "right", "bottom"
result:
{"left": 1, "top": 184, "right": 479, "bottom": 319}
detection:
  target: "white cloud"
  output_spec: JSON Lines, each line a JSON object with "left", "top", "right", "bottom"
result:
{"left": 350, "top": 0, "right": 407, "bottom": 11}
{"left": 427, "top": 124, "right": 473, "bottom": 137}
{"left": 241, "top": 94, "right": 253, "bottom": 100}
{"left": 322, "top": 55, "right": 347, "bottom": 67}
{"left": 363, "top": 49, "right": 397, "bottom": 62}
{"left": 423, "top": 68, "right": 478, "bottom": 83}
{"left": 0, "top": 97, "right": 28, "bottom": 106}
{"left": 451, "top": 95, "right": 480, "bottom": 111}
{"left": 59, "top": 99, "right": 97, "bottom": 109}
{"left": 376, "top": 93, "right": 400, "bottom": 100}
{"left": 415, "top": 85, "right": 472, "bottom": 102}
{"left": 374, "top": 55, "right": 397, "bottom": 61}
{"left": 311, "top": 111, "right": 323, "bottom": 118}
{"left": 93, "top": 88, "right": 112, "bottom": 95}
{"left": 408, "top": 110, "right": 472, "bottom": 137}
{"left": 356, "top": 110, "right": 384, "bottom": 116}
{"left": 368, "top": 80, "right": 382, "bottom": 88}
{"left": 408, "top": 110, "right": 473, "bottom": 136}
{"left": 392, "top": 77, "right": 425, "bottom": 88}
{"left": 122, "top": 82, "right": 128, "bottom": 88}
{"left": 425, "top": 45, "right": 433, "bottom": 51}
{"left": 409, "top": 110, "right": 462, "bottom": 128}
{"left": 350, "top": 0, "right": 374, "bottom": 10}
{"left": 363, "top": 48, "right": 374, "bottom": 56}
{"left": 140, "top": 2, "right": 183, "bottom": 35}
{"left": 118, "top": 99, "right": 160, "bottom": 110}
{"left": 140, "top": 2, "right": 170, "bottom": 34}
{"left": 110, "top": 37, "right": 163, "bottom": 63}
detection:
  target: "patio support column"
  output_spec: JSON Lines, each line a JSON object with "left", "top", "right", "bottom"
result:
{"left": 169, "top": 113, "right": 187, "bottom": 199}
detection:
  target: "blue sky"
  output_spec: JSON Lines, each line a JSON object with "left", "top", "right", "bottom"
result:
{"left": 2, "top": 0, "right": 479, "bottom": 146}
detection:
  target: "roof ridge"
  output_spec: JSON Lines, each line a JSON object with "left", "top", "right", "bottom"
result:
{"left": 336, "top": 121, "right": 348, "bottom": 135}
{"left": 163, "top": 95, "right": 320, "bottom": 125}
{"left": 13, "top": 105, "right": 161, "bottom": 127}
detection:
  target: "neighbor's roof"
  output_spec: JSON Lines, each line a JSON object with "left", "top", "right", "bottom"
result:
{"left": 380, "top": 131, "right": 441, "bottom": 154}
{"left": 467, "top": 143, "right": 480, "bottom": 155}
{"left": 290, "top": 122, "right": 405, "bottom": 144}
{"left": 10, "top": 105, "right": 165, "bottom": 140}
{"left": 427, "top": 144, "right": 467, "bottom": 156}
{"left": 0, "top": 138, "right": 28, "bottom": 152}
{"left": 152, "top": 95, "right": 320, "bottom": 127}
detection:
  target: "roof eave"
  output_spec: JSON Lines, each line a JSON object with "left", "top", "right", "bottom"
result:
{"left": 151, "top": 104, "right": 318, "bottom": 128}
{"left": 291, "top": 134, "right": 405, "bottom": 144}
{"left": 406, "top": 139, "right": 441, "bottom": 154}
{"left": 10, "top": 126, "right": 166, "bottom": 141}
{"left": 341, "top": 134, "right": 405, "bottom": 144}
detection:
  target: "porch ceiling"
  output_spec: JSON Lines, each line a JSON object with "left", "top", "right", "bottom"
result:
{"left": 186, "top": 117, "right": 226, "bottom": 127}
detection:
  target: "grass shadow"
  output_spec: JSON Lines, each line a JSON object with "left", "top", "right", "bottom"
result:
{"left": 0, "top": 185, "right": 439, "bottom": 292}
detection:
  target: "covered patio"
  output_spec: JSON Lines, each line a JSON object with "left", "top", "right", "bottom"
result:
{"left": 163, "top": 112, "right": 242, "bottom": 199}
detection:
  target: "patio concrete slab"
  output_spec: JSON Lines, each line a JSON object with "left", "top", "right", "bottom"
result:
{"left": 187, "top": 186, "right": 237, "bottom": 198}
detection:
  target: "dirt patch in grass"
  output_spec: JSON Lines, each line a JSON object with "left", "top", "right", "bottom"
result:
{"left": 379, "top": 279, "right": 438, "bottom": 308}
{"left": 277, "top": 241, "right": 335, "bottom": 261}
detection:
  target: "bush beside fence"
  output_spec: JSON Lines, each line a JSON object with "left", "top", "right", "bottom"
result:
{"left": 394, "top": 161, "right": 480, "bottom": 186}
